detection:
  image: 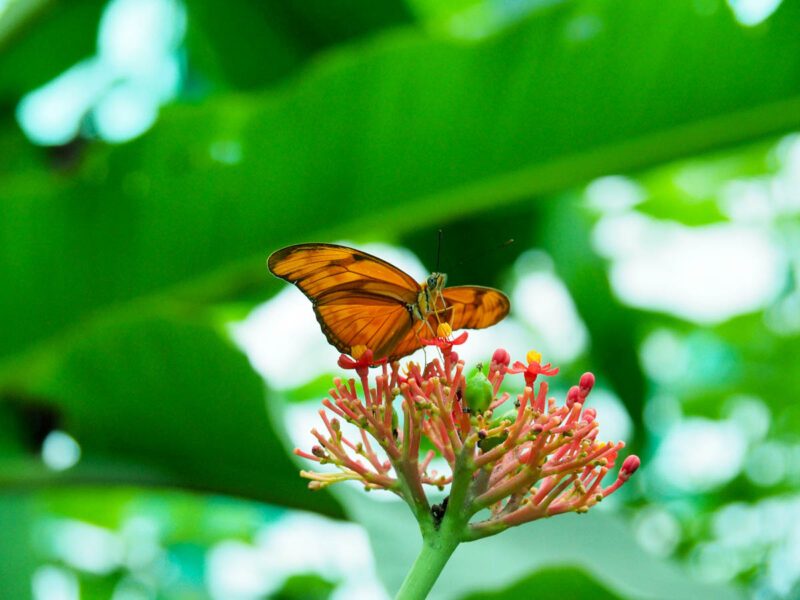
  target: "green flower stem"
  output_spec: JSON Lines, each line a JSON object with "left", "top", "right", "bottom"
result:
{"left": 446, "top": 437, "right": 478, "bottom": 520}
{"left": 393, "top": 459, "right": 430, "bottom": 521}
{"left": 395, "top": 528, "right": 461, "bottom": 600}
{"left": 395, "top": 442, "right": 479, "bottom": 599}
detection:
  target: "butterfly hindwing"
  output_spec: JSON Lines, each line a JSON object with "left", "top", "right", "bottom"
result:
{"left": 388, "top": 287, "right": 510, "bottom": 361}
{"left": 384, "top": 314, "right": 439, "bottom": 362}
{"left": 440, "top": 286, "right": 510, "bottom": 331}
{"left": 313, "top": 290, "right": 415, "bottom": 359}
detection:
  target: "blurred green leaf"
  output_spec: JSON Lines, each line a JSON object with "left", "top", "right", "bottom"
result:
{"left": 185, "top": 2, "right": 308, "bottom": 91}
{"left": 271, "top": 573, "right": 337, "bottom": 600}
{"left": 0, "top": 0, "right": 105, "bottom": 98}
{"left": 459, "top": 566, "right": 625, "bottom": 600}
{"left": 7, "top": 314, "right": 342, "bottom": 516}
{"left": 635, "top": 140, "right": 777, "bottom": 225}
{"left": 186, "top": 0, "right": 412, "bottom": 91}
{"left": 280, "top": 373, "right": 340, "bottom": 404}
{"left": 0, "top": 494, "right": 37, "bottom": 598}
{"left": 280, "top": 0, "right": 413, "bottom": 46}
{"left": 339, "top": 488, "right": 745, "bottom": 600}
{"left": 0, "top": 0, "right": 412, "bottom": 98}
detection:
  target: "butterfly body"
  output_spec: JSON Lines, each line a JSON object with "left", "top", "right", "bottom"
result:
{"left": 412, "top": 273, "right": 446, "bottom": 322}
{"left": 268, "top": 243, "right": 509, "bottom": 362}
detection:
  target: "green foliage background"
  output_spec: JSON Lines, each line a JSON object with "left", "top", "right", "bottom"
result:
{"left": 2, "top": 0, "right": 800, "bottom": 598}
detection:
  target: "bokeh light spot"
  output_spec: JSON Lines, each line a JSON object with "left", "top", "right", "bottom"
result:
{"left": 651, "top": 418, "right": 746, "bottom": 493}
{"left": 41, "top": 431, "right": 81, "bottom": 471}
{"left": 32, "top": 566, "right": 79, "bottom": 600}
{"left": 587, "top": 388, "right": 632, "bottom": 443}
{"left": 210, "top": 140, "right": 243, "bottom": 165}
{"left": 93, "top": 82, "right": 160, "bottom": 143}
{"left": 634, "top": 506, "right": 681, "bottom": 557}
{"left": 726, "top": 0, "right": 783, "bottom": 26}
{"left": 585, "top": 175, "right": 645, "bottom": 213}
{"left": 745, "top": 442, "right": 787, "bottom": 487}
{"left": 596, "top": 213, "right": 784, "bottom": 324}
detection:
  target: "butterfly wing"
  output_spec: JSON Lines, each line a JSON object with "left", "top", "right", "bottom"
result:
{"left": 313, "top": 290, "right": 415, "bottom": 359}
{"left": 440, "top": 286, "right": 510, "bottom": 330}
{"left": 385, "top": 286, "right": 510, "bottom": 361}
{"left": 268, "top": 243, "right": 420, "bottom": 301}
{"left": 268, "top": 243, "right": 421, "bottom": 359}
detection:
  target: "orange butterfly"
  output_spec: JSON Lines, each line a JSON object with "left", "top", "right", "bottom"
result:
{"left": 267, "top": 243, "right": 510, "bottom": 362}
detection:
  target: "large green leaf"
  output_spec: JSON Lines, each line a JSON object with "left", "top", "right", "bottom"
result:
{"left": 6, "top": 314, "right": 342, "bottom": 517}
{"left": 4, "top": 0, "right": 800, "bottom": 381}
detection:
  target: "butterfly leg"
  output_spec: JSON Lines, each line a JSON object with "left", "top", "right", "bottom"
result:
{"left": 413, "top": 320, "right": 430, "bottom": 364}
{"left": 428, "top": 293, "right": 452, "bottom": 333}
{"left": 430, "top": 292, "right": 447, "bottom": 325}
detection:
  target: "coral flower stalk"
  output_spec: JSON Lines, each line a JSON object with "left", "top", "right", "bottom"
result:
{"left": 295, "top": 342, "right": 640, "bottom": 600}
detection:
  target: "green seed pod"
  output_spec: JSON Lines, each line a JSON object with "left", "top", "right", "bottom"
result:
{"left": 464, "top": 371, "right": 493, "bottom": 414}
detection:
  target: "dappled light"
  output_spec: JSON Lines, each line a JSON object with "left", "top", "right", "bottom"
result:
{"left": 16, "top": 0, "right": 185, "bottom": 145}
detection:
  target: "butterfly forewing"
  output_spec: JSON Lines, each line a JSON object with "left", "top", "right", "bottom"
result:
{"left": 269, "top": 243, "right": 422, "bottom": 360}
{"left": 268, "top": 243, "right": 420, "bottom": 303}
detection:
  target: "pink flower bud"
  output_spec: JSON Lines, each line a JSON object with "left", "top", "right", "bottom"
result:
{"left": 619, "top": 455, "right": 641, "bottom": 481}
{"left": 566, "top": 385, "right": 581, "bottom": 408}
{"left": 579, "top": 372, "right": 595, "bottom": 393}
{"left": 492, "top": 348, "right": 511, "bottom": 367}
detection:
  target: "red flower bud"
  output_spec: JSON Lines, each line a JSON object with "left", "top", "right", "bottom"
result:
{"left": 579, "top": 372, "right": 595, "bottom": 393}
{"left": 619, "top": 455, "right": 641, "bottom": 481}
{"left": 492, "top": 348, "right": 511, "bottom": 367}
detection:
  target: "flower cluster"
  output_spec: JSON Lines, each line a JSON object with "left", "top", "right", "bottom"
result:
{"left": 295, "top": 338, "right": 640, "bottom": 539}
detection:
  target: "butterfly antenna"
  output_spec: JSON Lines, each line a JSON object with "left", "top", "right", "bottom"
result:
{"left": 453, "top": 238, "right": 515, "bottom": 268}
{"left": 436, "top": 229, "right": 443, "bottom": 272}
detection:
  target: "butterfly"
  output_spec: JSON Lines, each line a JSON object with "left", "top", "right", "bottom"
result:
{"left": 267, "top": 243, "right": 510, "bottom": 362}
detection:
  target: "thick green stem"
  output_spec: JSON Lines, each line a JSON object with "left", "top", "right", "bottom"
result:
{"left": 394, "top": 440, "right": 476, "bottom": 599}
{"left": 395, "top": 531, "right": 460, "bottom": 600}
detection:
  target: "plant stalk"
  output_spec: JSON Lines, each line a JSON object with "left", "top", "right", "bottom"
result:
{"left": 395, "top": 532, "right": 460, "bottom": 600}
